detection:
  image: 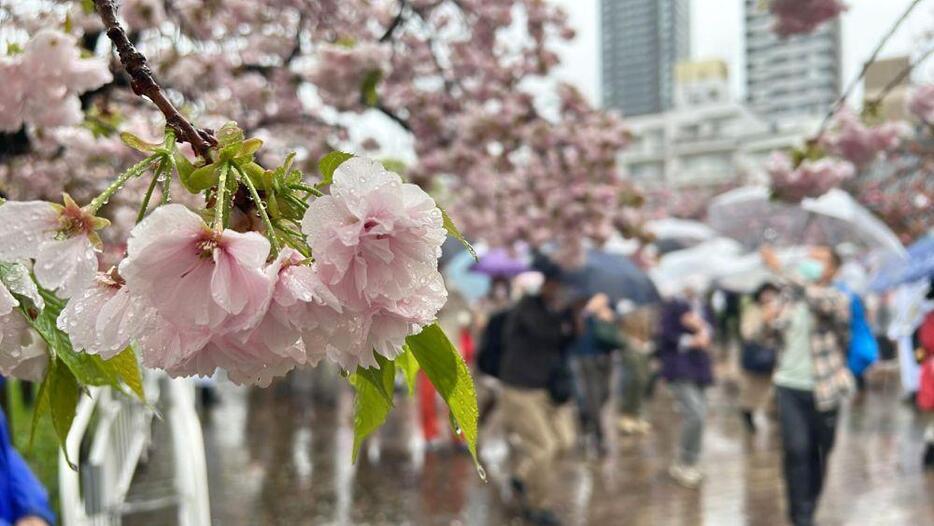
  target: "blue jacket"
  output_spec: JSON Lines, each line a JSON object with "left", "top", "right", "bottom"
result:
{"left": 0, "top": 402, "right": 55, "bottom": 526}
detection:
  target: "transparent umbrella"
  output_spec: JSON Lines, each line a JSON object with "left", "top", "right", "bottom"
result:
{"left": 708, "top": 186, "right": 905, "bottom": 260}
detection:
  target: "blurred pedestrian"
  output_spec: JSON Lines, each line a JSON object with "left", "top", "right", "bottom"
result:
{"left": 738, "top": 283, "right": 781, "bottom": 433}
{"left": 0, "top": 401, "right": 54, "bottom": 526}
{"left": 617, "top": 303, "right": 654, "bottom": 435}
{"left": 570, "top": 293, "right": 621, "bottom": 454}
{"left": 761, "top": 246, "right": 854, "bottom": 526}
{"left": 914, "top": 280, "right": 934, "bottom": 469}
{"left": 499, "top": 258, "right": 575, "bottom": 526}
{"left": 657, "top": 279, "right": 714, "bottom": 489}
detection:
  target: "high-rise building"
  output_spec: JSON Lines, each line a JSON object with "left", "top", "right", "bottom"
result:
{"left": 600, "top": 0, "right": 690, "bottom": 116}
{"left": 744, "top": 0, "right": 842, "bottom": 122}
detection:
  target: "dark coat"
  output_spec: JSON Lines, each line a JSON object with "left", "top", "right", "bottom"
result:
{"left": 656, "top": 299, "right": 714, "bottom": 386}
{"left": 499, "top": 295, "right": 573, "bottom": 389}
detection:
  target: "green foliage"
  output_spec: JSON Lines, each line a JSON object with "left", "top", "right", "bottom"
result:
{"left": 11, "top": 285, "right": 146, "bottom": 460}
{"left": 395, "top": 348, "right": 420, "bottom": 396}
{"left": 318, "top": 151, "right": 354, "bottom": 187}
{"left": 348, "top": 355, "right": 395, "bottom": 462}
{"left": 7, "top": 380, "right": 60, "bottom": 516}
{"left": 361, "top": 70, "right": 382, "bottom": 107}
{"left": 405, "top": 323, "right": 481, "bottom": 467}
{"left": 441, "top": 208, "right": 477, "bottom": 260}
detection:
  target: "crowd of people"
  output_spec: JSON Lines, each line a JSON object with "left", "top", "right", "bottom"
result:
{"left": 435, "top": 246, "right": 934, "bottom": 526}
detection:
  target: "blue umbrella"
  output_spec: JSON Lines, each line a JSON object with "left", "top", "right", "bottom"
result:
{"left": 870, "top": 235, "right": 934, "bottom": 291}
{"left": 443, "top": 250, "right": 491, "bottom": 302}
{"left": 560, "top": 249, "right": 661, "bottom": 305}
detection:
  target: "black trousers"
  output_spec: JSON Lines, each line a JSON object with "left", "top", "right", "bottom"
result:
{"left": 776, "top": 386, "right": 840, "bottom": 526}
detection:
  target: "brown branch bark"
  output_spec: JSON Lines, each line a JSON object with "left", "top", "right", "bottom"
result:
{"left": 93, "top": 0, "right": 216, "bottom": 158}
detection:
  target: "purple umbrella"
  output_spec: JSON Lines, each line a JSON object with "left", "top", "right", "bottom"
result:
{"left": 469, "top": 248, "right": 529, "bottom": 277}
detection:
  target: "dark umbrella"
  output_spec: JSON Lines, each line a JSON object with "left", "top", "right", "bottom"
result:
{"left": 560, "top": 249, "right": 661, "bottom": 305}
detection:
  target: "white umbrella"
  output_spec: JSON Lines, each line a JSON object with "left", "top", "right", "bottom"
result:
{"left": 800, "top": 188, "right": 905, "bottom": 255}
{"left": 645, "top": 218, "right": 717, "bottom": 242}
{"left": 650, "top": 237, "right": 745, "bottom": 295}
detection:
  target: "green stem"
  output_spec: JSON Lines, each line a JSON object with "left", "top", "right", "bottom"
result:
{"left": 289, "top": 183, "right": 324, "bottom": 196}
{"left": 86, "top": 155, "right": 155, "bottom": 214}
{"left": 237, "top": 165, "right": 281, "bottom": 255}
{"left": 282, "top": 193, "right": 309, "bottom": 212}
{"left": 135, "top": 160, "right": 164, "bottom": 224}
{"left": 213, "top": 163, "right": 229, "bottom": 231}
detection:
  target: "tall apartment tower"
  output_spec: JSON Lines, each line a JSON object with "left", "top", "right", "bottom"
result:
{"left": 600, "top": 0, "right": 690, "bottom": 116}
{"left": 744, "top": 0, "right": 842, "bottom": 122}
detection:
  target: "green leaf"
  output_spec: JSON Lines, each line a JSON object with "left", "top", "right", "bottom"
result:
{"left": 395, "top": 348, "right": 420, "bottom": 396}
{"left": 104, "top": 348, "right": 146, "bottom": 402}
{"left": 441, "top": 208, "right": 477, "bottom": 261}
{"left": 348, "top": 355, "right": 395, "bottom": 463}
{"left": 216, "top": 122, "right": 245, "bottom": 147}
{"left": 29, "top": 369, "right": 50, "bottom": 450}
{"left": 360, "top": 69, "right": 382, "bottom": 107}
{"left": 317, "top": 151, "right": 353, "bottom": 186}
{"left": 183, "top": 163, "right": 221, "bottom": 193}
{"left": 120, "top": 132, "right": 161, "bottom": 153}
{"left": 405, "top": 324, "right": 481, "bottom": 469}
{"left": 48, "top": 360, "right": 80, "bottom": 469}
{"left": 380, "top": 158, "right": 407, "bottom": 175}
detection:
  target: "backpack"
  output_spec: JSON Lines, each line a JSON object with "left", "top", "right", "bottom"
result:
{"left": 477, "top": 309, "right": 510, "bottom": 378}
{"left": 839, "top": 286, "right": 878, "bottom": 377}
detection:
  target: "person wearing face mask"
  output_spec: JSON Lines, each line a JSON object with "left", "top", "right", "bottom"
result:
{"left": 498, "top": 256, "right": 575, "bottom": 526}
{"left": 761, "top": 245, "right": 854, "bottom": 526}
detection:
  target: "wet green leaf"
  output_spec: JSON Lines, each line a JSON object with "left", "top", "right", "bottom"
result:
{"left": 120, "top": 132, "right": 161, "bottom": 153}
{"left": 48, "top": 360, "right": 79, "bottom": 469}
{"left": 105, "top": 347, "right": 145, "bottom": 402}
{"left": 405, "top": 323, "right": 480, "bottom": 467}
{"left": 348, "top": 354, "right": 395, "bottom": 463}
{"left": 441, "top": 208, "right": 477, "bottom": 261}
{"left": 318, "top": 151, "right": 354, "bottom": 187}
{"left": 184, "top": 163, "right": 220, "bottom": 193}
{"left": 395, "top": 348, "right": 420, "bottom": 396}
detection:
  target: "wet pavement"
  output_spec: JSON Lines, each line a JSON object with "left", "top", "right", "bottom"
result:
{"left": 195, "top": 363, "right": 934, "bottom": 526}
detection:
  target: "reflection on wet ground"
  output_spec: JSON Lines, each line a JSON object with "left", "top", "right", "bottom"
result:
{"left": 199, "top": 364, "right": 934, "bottom": 526}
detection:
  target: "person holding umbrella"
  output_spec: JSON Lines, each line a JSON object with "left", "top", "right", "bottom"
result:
{"left": 761, "top": 245, "right": 854, "bottom": 526}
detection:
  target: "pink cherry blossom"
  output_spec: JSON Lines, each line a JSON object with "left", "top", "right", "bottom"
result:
{"left": 0, "top": 261, "right": 46, "bottom": 380}
{"left": 302, "top": 157, "right": 446, "bottom": 311}
{"left": 769, "top": 0, "right": 847, "bottom": 37}
{"left": 0, "top": 198, "right": 102, "bottom": 298}
{"left": 120, "top": 204, "right": 273, "bottom": 333}
{"left": 57, "top": 273, "right": 148, "bottom": 359}
{"left": 0, "top": 29, "right": 112, "bottom": 132}
{"left": 821, "top": 108, "right": 907, "bottom": 167}
{"left": 907, "top": 84, "right": 934, "bottom": 123}
{"left": 305, "top": 43, "right": 391, "bottom": 110}
{"left": 768, "top": 151, "right": 855, "bottom": 202}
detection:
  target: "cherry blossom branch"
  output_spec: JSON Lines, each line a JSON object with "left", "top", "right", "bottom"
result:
{"left": 815, "top": 0, "right": 924, "bottom": 138}
{"left": 381, "top": 0, "right": 408, "bottom": 42}
{"left": 867, "top": 46, "right": 934, "bottom": 108}
{"left": 93, "top": 0, "right": 216, "bottom": 158}
{"left": 376, "top": 103, "right": 412, "bottom": 132}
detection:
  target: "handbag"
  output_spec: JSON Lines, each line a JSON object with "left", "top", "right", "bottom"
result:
{"left": 740, "top": 341, "right": 776, "bottom": 375}
{"left": 547, "top": 360, "right": 574, "bottom": 404}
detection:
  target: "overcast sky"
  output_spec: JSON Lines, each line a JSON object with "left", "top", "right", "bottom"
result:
{"left": 549, "top": 0, "right": 934, "bottom": 107}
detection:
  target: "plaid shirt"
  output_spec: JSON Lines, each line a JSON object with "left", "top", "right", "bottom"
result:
{"left": 768, "top": 283, "right": 854, "bottom": 411}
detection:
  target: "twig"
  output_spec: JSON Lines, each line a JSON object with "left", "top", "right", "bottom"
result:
{"left": 815, "top": 0, "right": 924, "bottom": 138}
{"left": 377, "top": 103, "right": 412, "bottom": 132}
{"left": 380, "top": 0, "right": 407, "bottom": 42}
{"left": 93, "top": 0, "right": 216, "bottom": 158}
{"left": 867, "top": 46, "right": 934, "bottom": 107}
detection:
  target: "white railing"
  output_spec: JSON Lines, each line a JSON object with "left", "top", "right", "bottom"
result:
{"left": 59, "top": 375, "right": 210, "bottom": 526}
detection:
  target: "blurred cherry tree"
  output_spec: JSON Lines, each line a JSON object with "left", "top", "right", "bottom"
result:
{"left": 0, "top": 0, "right": 636, "bottom": 257}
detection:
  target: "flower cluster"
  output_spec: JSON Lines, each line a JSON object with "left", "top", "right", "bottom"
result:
{"left": 0, "top": 29, "right": 112, "bottom": 132}
{"left": 769, "top": 0, "right": 847, "bottom": 37}
{"left": 821, "top": 109, "right": 908, "bottom": 167}
{"left": 304, "top": 43, "right": 391, "bottom": 111}
{"left": 0, "top": 153, "right": 447, "bottom": 387}
{"left": 908, "top": 85, "right": 934, "bottom": 124}
{"left": 767, "top": 151, "right": 855, "bottom": 202}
